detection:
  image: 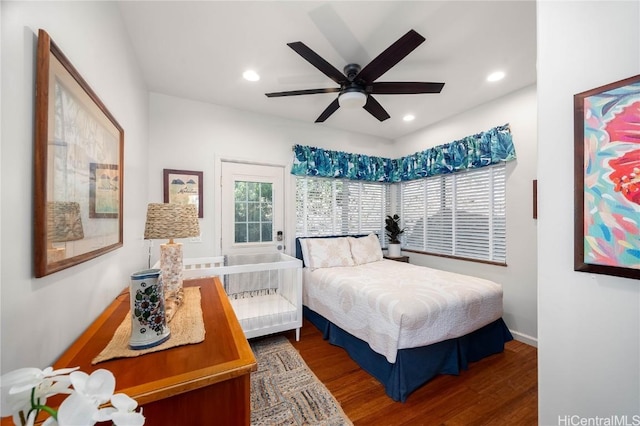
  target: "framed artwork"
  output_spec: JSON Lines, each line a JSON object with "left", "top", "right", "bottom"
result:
{"left": 34, "top": 29, "right": 124, "bottom": 278}
{"left": 90, "top": 163, "right": 119, "bottom": 218}
{"left": 163, "top": 169, "right": 203, "bottom": 218}
{"left": 574, "top": 74, "right": 640, "bottom": 279}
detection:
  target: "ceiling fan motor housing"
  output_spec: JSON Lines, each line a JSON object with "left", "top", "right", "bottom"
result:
{"left": 343, "top": 63, "right": 361, "bottom": 81}
{"left": 341, "top": 63, "right": 368, "bottom": 99}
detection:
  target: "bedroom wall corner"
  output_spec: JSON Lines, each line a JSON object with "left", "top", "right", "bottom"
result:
{"left": 394, "top": 85, "right": 539, "bottom": 347}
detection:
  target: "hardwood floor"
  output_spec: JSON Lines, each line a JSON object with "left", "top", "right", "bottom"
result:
{"left": 286, "top": 319, "right": 537, "bottom": 426}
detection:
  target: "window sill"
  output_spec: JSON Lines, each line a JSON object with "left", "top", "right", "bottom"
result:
{"left": 402, "top": 249, "right": 507, "bottom": 267}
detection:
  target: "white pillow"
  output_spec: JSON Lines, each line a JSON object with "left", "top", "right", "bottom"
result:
{"left": 348, "top": 234, "right": 383, "bottom": 265}
{"left": 303, "top": 237, "right": 355, "bottom": 270}
{"left": 298, "top": 238, "right": 312, "bottom": 267}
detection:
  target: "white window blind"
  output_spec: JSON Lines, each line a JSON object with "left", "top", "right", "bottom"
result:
{"left": 400, "top": 163, "right": 507, "bottom": 263}
{"left": 296, "top": 177, "right": 390, "bottom": 239}
{"left": 402, "top": 180, "right": 425, "bottom": 249}
{"left": 296, "top": 164, "right": 507, "bottom": 263}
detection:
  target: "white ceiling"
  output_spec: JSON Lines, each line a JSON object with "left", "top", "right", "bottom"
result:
{"left": 117, "top": 1, "right": 537, "bottom": 140}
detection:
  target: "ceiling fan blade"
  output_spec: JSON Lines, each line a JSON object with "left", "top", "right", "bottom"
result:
{"left": 363, "top": 96, "right": 390, "bottom": 122}
{"left": 357, "top": 29, "right": 426, "bottom": 83}
{"left": 265, "top": 87, "right": 341, "bottom": 97}
{"left": 308, "top": 4, "right": 370, "bottom": 66}
{"left": 315, "top": 98, "right": 340, "bottom": 122}
{"left": 370, "top": 82, "right": 445, "bottom": 94}
{"left": 287, "top": 42, "right": 347, "bottom": 84}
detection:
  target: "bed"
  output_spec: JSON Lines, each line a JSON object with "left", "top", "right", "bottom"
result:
{"left": 295, "top": 234, "right": 513, "bottom": 402}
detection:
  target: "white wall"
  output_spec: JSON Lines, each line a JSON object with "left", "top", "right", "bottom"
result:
{"left": 0, "top": 1, "right": 149, "bottom": 372}
{"left": 395, "top": 85, "right": 538, "bottom": 344}
{"left": 150, "top": 86, "right": 539, "bottom": 346}
{"left": 538, "top": 1, "right": 640, "bottom": 423}
{"left": 147, "top": 92, "right": 394, "bottom": 262}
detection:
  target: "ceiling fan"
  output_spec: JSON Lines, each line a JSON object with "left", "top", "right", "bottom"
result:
{"left": 265, "top": 29, "right": 445, "bottom": 123}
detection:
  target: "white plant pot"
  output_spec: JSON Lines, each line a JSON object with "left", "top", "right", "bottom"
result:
{"left": 388, "top": 243, "right": 402, "bottom": 258}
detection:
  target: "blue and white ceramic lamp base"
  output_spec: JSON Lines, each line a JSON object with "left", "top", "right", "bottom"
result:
{"left": 129, "top": 268, "right": 171, "bottom": 350}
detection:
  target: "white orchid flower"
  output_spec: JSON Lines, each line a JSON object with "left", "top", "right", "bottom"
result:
{"left": 2, "top": 367, "right": 78, "bottom": 396}
{"left": 94, "top": 393, "right": 145, "bottom": 426}
{"left": 69, "top": 369, "right": 115, "bottom": 406}
{"left": 1, "top": 367, "right": 144, "bottom": 426}
{"left": 56, "top": 391, "right": 98, "bottom": 426}
{"left": 55, "top": 369, "right": 116, "bottom": 426}
{"left": 1, "top": 387, "right": 33, "bottom": 425}
{"left": 1, "top": 366, "right": 77, "bottom": 423}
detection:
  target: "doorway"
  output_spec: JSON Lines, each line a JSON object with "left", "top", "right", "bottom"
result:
{"left": 220, "top": 161, "right": 285, "bottom": 255}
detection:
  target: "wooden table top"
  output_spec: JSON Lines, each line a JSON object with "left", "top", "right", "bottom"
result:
{"left": 1, "top": 276, "right": 256, "bottom": 425}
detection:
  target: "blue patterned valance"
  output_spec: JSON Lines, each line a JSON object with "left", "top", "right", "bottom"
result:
{"left": 291, "top": 124, "right": 516, "bottom": 182}
{"left": 291, "top": 145, "right": 393, "bottom": 182}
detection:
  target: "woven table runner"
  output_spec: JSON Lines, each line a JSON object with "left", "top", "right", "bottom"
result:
{"left": 92, "top": 286, "right": 205, "bottom": 364}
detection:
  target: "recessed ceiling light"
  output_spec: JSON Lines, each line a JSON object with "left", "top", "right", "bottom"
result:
{"left": 243, "top": 70, "right": 260, "bottom": 82}
{"left": 403, "top": 114, "right": 415, "bottom": 122}
{"left": 487, "top": 71, "right": 505, "bottom": 82}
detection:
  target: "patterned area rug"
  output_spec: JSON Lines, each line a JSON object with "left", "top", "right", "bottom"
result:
{"left": 250, "top": 335, "right": 353, "bottom": 426}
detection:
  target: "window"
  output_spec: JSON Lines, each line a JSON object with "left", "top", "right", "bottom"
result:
{"left": 295, "top": 177, "right": 390, "bottom": 240}
{"left": 234, "top": 181, "right": 273, "bottom": 243}
{"left": 295, "top": 164, "right": 506, "bottom": 264}
{"left": 400, "top": 163, "right": 506, "bottom": 264}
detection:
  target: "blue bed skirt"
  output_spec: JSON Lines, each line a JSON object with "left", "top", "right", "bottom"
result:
{"left": 304, "top": 306, "right": 513, "bottom": 402}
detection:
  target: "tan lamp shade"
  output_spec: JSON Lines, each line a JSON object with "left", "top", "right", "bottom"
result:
{"left": 47, "top": 201, "right": 84, "bottom": 243}
{"left": 144, "top": 203, "right": 200, "bottom": 322}
{"left": 144, "top": 203, "right": 200, "bottom": 242}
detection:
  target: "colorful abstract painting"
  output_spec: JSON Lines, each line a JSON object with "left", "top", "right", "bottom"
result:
{"left": 575, "top": 74, "right": 640, "bottom": 278}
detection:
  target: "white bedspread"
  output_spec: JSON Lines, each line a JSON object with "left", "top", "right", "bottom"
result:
{"left": 303, "top": 260, "right": 504, "bottom": 363}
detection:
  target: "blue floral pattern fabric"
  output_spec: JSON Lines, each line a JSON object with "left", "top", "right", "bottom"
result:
{"left": 291, "top": 124, "right": 515, "bottom": 182}
{"left": 291, "top": 146, "right": 391, "bottom": 181}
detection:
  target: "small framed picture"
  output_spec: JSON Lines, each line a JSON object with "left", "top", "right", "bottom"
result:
{"left": 163, "top": 169, "right": 203, "bottom": 218}
{"left": 90, "top": 163, "right": 119, "bottom": 218}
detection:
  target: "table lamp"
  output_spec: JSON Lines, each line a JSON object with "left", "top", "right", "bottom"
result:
{"left": 47, "top": 201, "right": 84, "bottom": 263}
{"left": 144, "top": 203, "right": 200, "bottom": 321}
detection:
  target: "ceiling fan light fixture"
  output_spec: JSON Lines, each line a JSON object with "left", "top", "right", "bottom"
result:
{"left": 338, "top": 91, "right": 367, "bottom": 109}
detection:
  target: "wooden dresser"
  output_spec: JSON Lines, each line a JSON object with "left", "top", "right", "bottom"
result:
{"left": 2, "top": 277, "right": 257, "bottom": 426}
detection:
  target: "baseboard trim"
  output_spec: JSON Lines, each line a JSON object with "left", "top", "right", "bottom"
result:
{"left": 509, "top": 329, "right": 538, "bottom": 347}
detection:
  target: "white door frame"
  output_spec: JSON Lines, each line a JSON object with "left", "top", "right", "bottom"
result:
{"left": 213, "top": 155, "right": 294, "bottom": 257}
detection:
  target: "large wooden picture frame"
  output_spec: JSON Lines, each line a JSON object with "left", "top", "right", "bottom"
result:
{"left": 163, "top": 169, "right": 204, "bottom": 218}
{"left": 574, "top": 74, "right": 640, "bottom": 279}
{"left": 34, "top": 29, "right": 124, "bottom": 277}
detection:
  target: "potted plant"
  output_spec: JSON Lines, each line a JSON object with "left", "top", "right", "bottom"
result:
{"left": 385, "top": 214, "right": 405, "bottom": 257}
